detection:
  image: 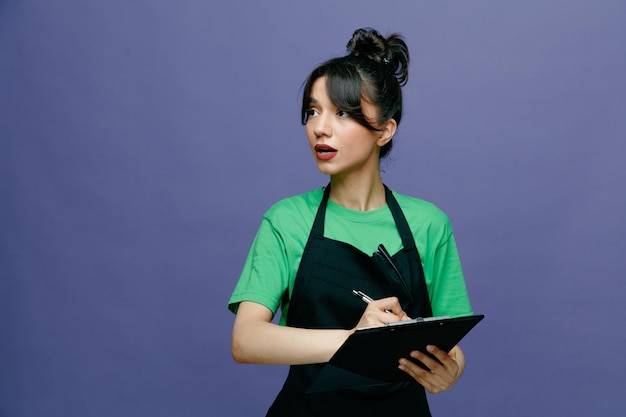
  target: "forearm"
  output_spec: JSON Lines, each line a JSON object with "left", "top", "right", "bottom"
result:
{"left": 232, "top": 320, "right": 351, "bottom": 365}
{"left": 231, "top": 301, "right": 352, "bottom": 365}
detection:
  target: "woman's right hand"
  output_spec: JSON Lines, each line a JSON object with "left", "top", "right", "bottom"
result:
{"left": 352, "top": 296, "right": 410, "bottom": 330}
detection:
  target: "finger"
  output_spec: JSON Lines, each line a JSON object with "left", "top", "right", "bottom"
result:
{"left": 424, "top": 345, "right": 457, "bottom": 368}
{"left": 360, "top": 307, "right": 388, "bottom": 326}
{"left": 357, "top": 305, "right": 398, "bottom": 327}
{"left": 398, "top": 358, "right": 446, "bottom": 394}
{"left": 375, "top": 297, "right": 408, "bottom": 318}
{"left": 398, "top": 358, "right": 431, "bottom": 382}
{"left": 409, "top": 349, "right": 459, "bottom": 384}
{"left": 408, "top": 349, "right": 443, "bottom": 375}
{"left": 448, "top": 345, "right": 458, "bottom": 360}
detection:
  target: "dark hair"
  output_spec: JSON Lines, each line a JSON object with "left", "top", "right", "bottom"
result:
{"left": 301, "top": 28, "right": 410, "bottom": 158}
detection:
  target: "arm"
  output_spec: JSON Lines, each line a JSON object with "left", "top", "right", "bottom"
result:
{"left": 231, "top": 298, "right": 409, "bottom": 365}
{"left": 231, "top": 301, "right": 351, "bottom": 365}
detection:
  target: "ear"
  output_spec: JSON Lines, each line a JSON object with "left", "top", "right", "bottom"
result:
{"left": 376, "top": 118, "right": 397, "bottom": 147}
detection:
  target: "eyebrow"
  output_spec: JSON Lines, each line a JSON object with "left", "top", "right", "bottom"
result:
{"left": 308, "top": 97, "right": 318, "bottom": 104}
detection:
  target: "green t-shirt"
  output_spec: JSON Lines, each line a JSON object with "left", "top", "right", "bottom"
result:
{"left": 228, "top": 187, "right": 472, "bottom": 325}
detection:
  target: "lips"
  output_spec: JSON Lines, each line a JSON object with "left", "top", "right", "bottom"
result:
{"left": 314, "top": 144, "right": 337, "bottom": 160}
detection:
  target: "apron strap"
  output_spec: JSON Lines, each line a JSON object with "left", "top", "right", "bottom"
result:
{"left": 384, "top": 185, "right": 417, "bottom": 251}
{"left": 309, "top": 185, "right": 331, "bottom": 238}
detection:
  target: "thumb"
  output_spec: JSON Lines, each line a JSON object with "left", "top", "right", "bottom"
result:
{"left": 399, "top": 312, "right": 412, "bottom": 321}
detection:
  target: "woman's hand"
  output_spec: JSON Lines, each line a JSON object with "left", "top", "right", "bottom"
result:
{"left": 397, "top": 344, "right": 466, "bottom": 394}
{"left": 352, "top": 296, "right": 410, "bottom": 330}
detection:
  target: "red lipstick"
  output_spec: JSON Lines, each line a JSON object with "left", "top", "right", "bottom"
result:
{"left": 314, "top": 144, "right": 337, "bottom": 161}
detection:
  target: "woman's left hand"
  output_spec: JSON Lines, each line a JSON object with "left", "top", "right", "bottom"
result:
{"left": 397, "top": 344, "right": 465, "bottom": 394}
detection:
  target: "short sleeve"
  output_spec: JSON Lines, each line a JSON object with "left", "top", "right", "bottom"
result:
{"left": 228, "top": 216, "right": 290, "bottom": 317}
{"left": 428, "top": 233, "right": 473, "bottom": 318}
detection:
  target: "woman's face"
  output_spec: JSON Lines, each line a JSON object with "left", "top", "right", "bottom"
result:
{"left": 305, "top": 77, "right": 392, "bottom": 179}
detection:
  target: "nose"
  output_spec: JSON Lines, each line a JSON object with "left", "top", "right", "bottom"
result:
{"left": 312, "top": 112, "right": 331, "bottom": 138}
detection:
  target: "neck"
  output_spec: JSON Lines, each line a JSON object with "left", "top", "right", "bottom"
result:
{"left": 328, "top": 173, "right": 386, "bottom": 211}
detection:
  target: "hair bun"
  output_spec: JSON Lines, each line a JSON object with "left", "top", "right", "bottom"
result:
{"left": 346, "top": 27, "right": 410, "bottom": 86}
{"left": 347, "top": 28, "right": 388, "bottom": 63}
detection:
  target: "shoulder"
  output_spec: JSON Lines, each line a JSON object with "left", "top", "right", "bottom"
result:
{"left": 263, "top": 187, "right": 324, "bottom": 230}
{"left": 392, "top": 190, "right": 451, "bottom": 222}
{"left": 391, "top": 189, "right": 453, "bottom": 237}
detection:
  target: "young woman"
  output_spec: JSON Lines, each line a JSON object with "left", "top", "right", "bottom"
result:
{"left": 229, "top": 28, "right": 473, "bottom": 416}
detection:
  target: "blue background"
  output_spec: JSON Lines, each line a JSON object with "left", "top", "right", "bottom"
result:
{"left": 1, "top": 1, "right": 625, "bottom": 416}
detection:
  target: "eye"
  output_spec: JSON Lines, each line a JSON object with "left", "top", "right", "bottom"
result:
{"left": 305, "top": 108, "right": 319, "bottom": 121}
{"left": 337, "top": 110, "right": 350, "bottom": 118}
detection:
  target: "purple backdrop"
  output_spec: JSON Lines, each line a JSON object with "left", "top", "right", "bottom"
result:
{"left": 1, "top": 1, "right": 625, "bottom": 416}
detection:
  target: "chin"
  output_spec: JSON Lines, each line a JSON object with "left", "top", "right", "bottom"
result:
{"left": 314, "top": 164, "right": 337, "bottom": 176}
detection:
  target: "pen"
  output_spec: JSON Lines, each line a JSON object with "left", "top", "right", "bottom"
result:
{"left": 352, "top": 289, "right": 374, "bottom": 303}
{"left": 377, "top": 244, "right": 412, "bottom": 301}
{"left": 352, "top": 289, "right": 393, "bottom": 314}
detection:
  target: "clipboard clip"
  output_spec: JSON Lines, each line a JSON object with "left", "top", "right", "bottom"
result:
{"left": 385, "top": 315, "right": 450, "bottom": 327}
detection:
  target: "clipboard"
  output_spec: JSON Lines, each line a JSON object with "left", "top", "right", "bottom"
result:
{"left": 307, "top": 314, "right": 484, "bottom": 392}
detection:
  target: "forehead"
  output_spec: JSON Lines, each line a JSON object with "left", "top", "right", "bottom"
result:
{"left": 309, "top": 77, "right": 331, "bottom": 103}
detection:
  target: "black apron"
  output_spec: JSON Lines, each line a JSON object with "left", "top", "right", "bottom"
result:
{"left": 266, "top": 185, "right": 433, "bottom": 417}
